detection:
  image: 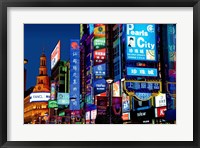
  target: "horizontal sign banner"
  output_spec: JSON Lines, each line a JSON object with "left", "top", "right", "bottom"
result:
{"left": 127, "top": 67, "right": 157, "bottom": 77}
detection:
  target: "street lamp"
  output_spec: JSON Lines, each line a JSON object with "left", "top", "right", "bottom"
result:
{"left": 106, "top": 77, "right": 113, "bottom": 124}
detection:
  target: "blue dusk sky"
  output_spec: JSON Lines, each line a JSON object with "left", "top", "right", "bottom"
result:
{"left": 24, "top": 24, "right": 80, "bottom": 90}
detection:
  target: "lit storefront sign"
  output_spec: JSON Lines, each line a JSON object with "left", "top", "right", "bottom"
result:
{"left": 126, "top": 24, "right": 156, "bottom": 61}
{"left": 155, "top": 106, "right": 167, "bottom": 118}
{"left": 51, "top": 40, "right": 60, "bottom": 69}
{"left": 93, "top": 48, "right": 106, "bottom": 66}
{"left": 127, "top": 67, "right": 157, "bottom": 77}
{"left": 94, "top": 25, "right": 105, "bottom": 38}
{"left": 30, "top": 92, "right": 50, "bottom": 102}
{"left": 124, "top": 81, "right": 161, "bottom": 101}
{"left": 155, "top": 93, "right": 166, "bottom": 107}
{"left": 122, "top": 93, "right": 130, "bottom": 112}
{"left": 93, "top": 79, "right": 106, "bottom": 95}
{"left": 70, "top": 39, "right": 80, "bottom": 110}
{"left": 48, "top": 100, "right": 58, "bottom": 108}
{"left": 93, "top": 64, "right": 106, "bottom": 79}
{"left": 94, "top": 38, "right": 106, "bottom": 49}
{"left": 57, "top": 93, "right": 70, "bottom": 105}
{"left": 125, "top": 81, "right": 161, "bottom": 93}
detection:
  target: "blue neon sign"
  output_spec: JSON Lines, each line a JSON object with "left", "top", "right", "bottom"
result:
{"left": 70, "top": 39, "right": 80, "bottom": 110}
{"left": 93, "top": 79, "right": 106, "bottom": 95}
{"left": 126, "top": 24, "right": 156, "bottom": 61}
{"left": 125, "top": 81, "right": 160, "bottom": 93}
{"left": 127, "top": 67, "right": 157, "bottom": 77}
{"left": 93, "top": 64, "right": 106, "bottom": 79}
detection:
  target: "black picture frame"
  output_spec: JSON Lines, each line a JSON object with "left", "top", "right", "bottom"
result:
{"left": 0, "top": 0, "right": 199, "bottom": 148}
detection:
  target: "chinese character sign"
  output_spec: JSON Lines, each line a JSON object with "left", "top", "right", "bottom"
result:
{"left": 127, "top": 67, "right": 157, "bottom": 77}
{"left": 126, "top": 24, "right": 156, "bottom": 61}
{"left": 125, "top": 81, "right": 161, "bottom": 93}
{"left": 93, "top": 48, "right": 106, "bottom": 66}
{"left": 70, "top": 39, "right": 80, "bottom": 110}
{"left": 93, "top": 64, "right": 106, "bottom": 79}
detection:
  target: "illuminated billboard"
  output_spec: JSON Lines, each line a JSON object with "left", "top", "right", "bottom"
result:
{"left": 48, "top": 100, "right": 58, "bottom": 108}
{"left": 50, "top": 82, "right": 56, "bottom": 100}
{"left": 113, "top": 81, "right": 120, "bottom": 97}
{"left": 30, "top": 92, "right": 50, "bottom": 102}
{"left": 126, "top": 24, "right": 156, "bottom": 61}
{"left": 94, "top": 25, "right": 105, "bottom": 38}
{"left": 155, "top": 106, "right": 167, "bottom": 118}
{"left": 93, "top": 79, "right": 106, "bottom": 95}
{"left": 57, "top": 93, "right": 70, "bottom": 105}
{"left": 70, "top": 39, "right": 80, "bottom": 110}
{"left": 93, "top": 64, "right": 106, "bottom": 79}
{"left": 51, "top": 40, "right": 60, "bottom": 69}
{"left": 94, "top": 48, "right": 106, "bottom": 66}
{"left": 155, "top": 93, "right": 166, "bottom": 107}
{"left": 122, "top": 112, "right": 130, "bottom": 121}
{"left": 127, "top": 67, "right": 157, "bottom": 77}
{"left": 94, "top": 38, "right": 106, "bottom": 49}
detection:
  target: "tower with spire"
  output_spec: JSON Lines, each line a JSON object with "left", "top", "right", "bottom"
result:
{"left": 33, "top": 50, "right": 50, "bottom": 92}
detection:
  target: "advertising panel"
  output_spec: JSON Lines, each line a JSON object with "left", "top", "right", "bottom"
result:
{"left": 122, "top": 93, "right": 130, "bottom": 112}
{"left": 155, "top": 93, "right": 166, "bottom": 107}
{"left": 94, "top": 25, "right": 105, "bottom": 38}
{"left": 155, "top": 106, "right": 167, "bottom": 118}
{"left": 122, "top": 112, "right": 130, "bottom": 121}
{"left": 93, "top": 79, "right": 106, "bottom": 95}
{"left": 126, "top": 24, "right": 156, "bottom": 61}
{"left": 50, "top": 82, "right": 56, "bottom": 100}
{"left": 51, "top": 40, "right": 60, "bottom": 69}
{"left": 93, "top": 64, "right": 106, "bottom": 79}
{"left": 93, "top": 48, "right": 106, "bottom": 66}
{"left": 125, "top": 81, "right": 161, "bottom": 93}
{"left": 112, "top": 97, "right": 122, "bottom": 116}
{"left": 48, "top": 100, "right": 58, "bottom": 108}
{"left": 94, "top": 38, "right": 106, "bottom": 49}
{"left": 57, "top": 93, "right": 70, "bottom": 105}
{"left": 70, "top": 39, "right": 80, "bottom": 110}
{"left": 97, "top": 96, "right": 108, "bottom": 115}
{"left": 113, "top": 81, "right": 120, "bottom": 97}
{"left": 127, "top": 67, "right": 157, "bottom": 77}
{"left": 30, "top": 92, "right": 50, "bottom": 102}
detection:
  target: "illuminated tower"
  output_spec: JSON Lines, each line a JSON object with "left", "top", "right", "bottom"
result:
{"left": 33, "top": 51, "right": 50, "bottom": 92}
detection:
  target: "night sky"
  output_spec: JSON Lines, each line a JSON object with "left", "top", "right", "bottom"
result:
{"left": 24, "top": 24, "right": 80, "bottom": 90}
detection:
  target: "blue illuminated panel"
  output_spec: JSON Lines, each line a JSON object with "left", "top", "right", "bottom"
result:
{"left": 127, "top": 67, "right": 157, "bottom": 77}
{"left": 70, "top": 39, "right": 80, "bottom": 110}
{"left": 126, "top": 24, "right": 156, "bottom": 61}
